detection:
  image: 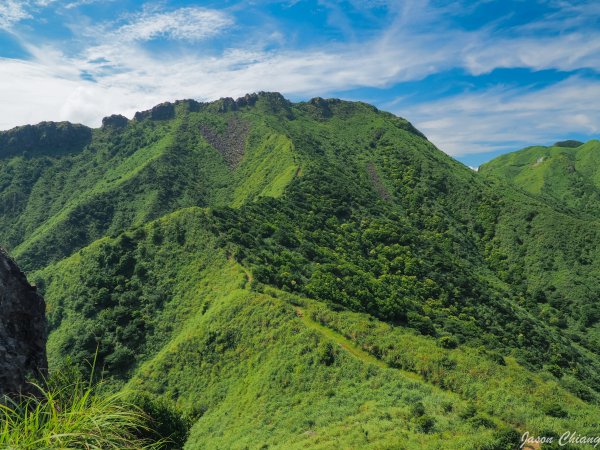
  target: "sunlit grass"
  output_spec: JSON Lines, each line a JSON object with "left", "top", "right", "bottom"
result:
{"left": 0, "top": 368, "right": 162, "bottom": 450}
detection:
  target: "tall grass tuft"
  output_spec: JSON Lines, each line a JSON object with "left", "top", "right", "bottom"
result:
{"left": 0, "top": 365, "right": 162, "bottom": 449}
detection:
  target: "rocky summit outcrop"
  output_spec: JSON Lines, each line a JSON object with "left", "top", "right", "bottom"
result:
{"left": 0, "top": 122, "right": 92, "bottom": 159}
{"left": 134, "top": 102, "right": 176, "bottom": 121}
{"left": 0, "top": 250, "right": 47, "bottom": 398}
{"left": 102, "top": 114, "right": 129, "bottom": 130}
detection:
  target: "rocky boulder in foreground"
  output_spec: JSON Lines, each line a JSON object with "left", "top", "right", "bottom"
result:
{"left": 0, "top": 250, "right": 47, "bottom": 398}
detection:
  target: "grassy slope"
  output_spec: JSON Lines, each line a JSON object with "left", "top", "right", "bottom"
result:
{"left": 34, "top": 209, "right": 599, "bottom": 448}
{"left": 480, "top": 140, "right": 600, "bottom": 217}
{"left": 219, "top": 101, "right": 600, "bottom": 397}
{"left": 5, "top": 94, "right": 600, "bottom": 447}
{"left": 0, "top": 99, "right": 297, "bottom": 271}
{"left": 480, "top": 141, "right": 600, "bottom": 379}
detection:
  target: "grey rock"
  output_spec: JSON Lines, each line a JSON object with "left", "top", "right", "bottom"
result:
{"left": 0, "top": 249, "right": 47, "bottom": 398}
{"left": 101, "top": 114, "right": 129, "bottom": 130}
{"left": 134, "top": 102, "right": 176, "bottom": 121}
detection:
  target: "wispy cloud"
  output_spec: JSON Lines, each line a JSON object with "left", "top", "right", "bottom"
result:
{"left": 116, "top": 7, "right": 233, "bottom": 42}
{"left": 403, "top": 76, "right": 600, "bottom": 156}
{"left": 64, "top": 0, "right": 114, "bottom": 9}
{"left": 462, "top": 33, "right": 600, "bottom": 75}
{"left": 0, "top": 1, "right": 31, "bottom": 29}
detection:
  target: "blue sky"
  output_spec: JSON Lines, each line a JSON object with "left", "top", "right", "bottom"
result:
{"left": 0, "top": 1, "right": 599, "bottom": 166}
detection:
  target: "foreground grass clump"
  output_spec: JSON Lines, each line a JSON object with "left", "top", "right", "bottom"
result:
{"left": 0, "top": 370, "right": 161, "bottom": 450}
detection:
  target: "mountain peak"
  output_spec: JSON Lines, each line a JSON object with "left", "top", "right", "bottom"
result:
{"left": 134, "top": 102, "right": 176, "bottom": 121}
{"left": 101, "top": 114, "right": 129, "bottom": 129}
{"left": 130, "top": 92, "right": 293, "bottom": 120}
{"left": 553, "top": 139, "right": 584, "bottom": 148}
{"left": 0, "top": 121, "right": 92, "bottom": 158}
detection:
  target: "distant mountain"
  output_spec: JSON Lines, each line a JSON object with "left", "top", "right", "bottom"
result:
{"left": 554, "top": 139, "right": 584, "bottom": 148}
{"left": 1, "top": 93, "right": 599, "bottom": 448}
{"left": 480, "top": 140, "right": 600, "bottom": 217}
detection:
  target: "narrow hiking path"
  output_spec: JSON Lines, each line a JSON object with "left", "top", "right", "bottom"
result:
{"left": 295, "top": 307, "right": 387, "bottom": 369}
{"left": 240, "top": 268, "right": 413, "bottom": 375}
{"left": 241, "top": 265, "right": 253, "bottom": 288}
{"left": 229, "top": 255, "right": 254, "bottom": 289}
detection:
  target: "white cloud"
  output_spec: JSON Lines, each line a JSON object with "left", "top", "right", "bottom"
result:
{"left": 34, "top": 0, "right": 59, "bottom": 6}
{"left": 0, "top": 0, "right": 70, "bottom": 29}
{"left": 401, "top": 77, "right": 600, "bottom": 156}
{"left": 0, "top": 1, "right": 31, "bottom": 29}
{"left": 0, "top": 58, "right": 78, "bottom": 129}
{"left": 64, "top": 0, "right": 113, "bottom": 9}
{"left": 462, "top": 33, "right": 600, "bottom": 75}
{"left": 1, "top": 23, "right": 599, "bottom": 152}
{"left": 117, "top": 7, "right": 233, "bottom": 42}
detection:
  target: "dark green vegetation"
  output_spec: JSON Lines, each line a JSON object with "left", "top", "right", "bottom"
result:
{"left": 1, "top": 92, "right": 599, "bottom": 448}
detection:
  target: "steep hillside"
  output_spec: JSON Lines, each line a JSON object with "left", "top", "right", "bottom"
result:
{"left": 1, "top": 93, "right": 599, "bottom": 448}
{"left": 34, "top": 208, "right": 599, "bottom": 449}
{"left": 480, "top": 140, "right": 600, "bottom": 367}
{"left": 0, "top": 94, "right": 298, "bottom": 271}
{"left": 480, "top": 140, "right": 600, "bottom": 217}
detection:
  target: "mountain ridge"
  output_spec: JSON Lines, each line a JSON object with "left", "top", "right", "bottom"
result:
{"left": 1, "top": 92, "right": 599, "bottom": 448}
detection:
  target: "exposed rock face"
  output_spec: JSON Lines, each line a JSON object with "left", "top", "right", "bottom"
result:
{"left": 134, "top": 102, "right": 176, "bottom": 121}
{"left": 307, "top": 97, "right": 334, "bottom": 118}
{"left": 199, "top": 116, "right": 250, "bottom": 168}
{"left": 175, "top": 99, "right": 203, "bottom": 112}
{"left": 0, "top": 250, "right": 47, "bottom": 398}
{"left": 102, "top": 114, "right": 129, "bottom": 130}
{"left": 132, "top": 92, "right": 293, "bottom": 120}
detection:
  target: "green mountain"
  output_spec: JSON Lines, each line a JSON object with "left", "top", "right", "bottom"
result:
{"left": 480, "top": 140, "right": 600, "bottom": 217}
{"left": 2, "top": 92, "right": 599, "bottom": 448}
